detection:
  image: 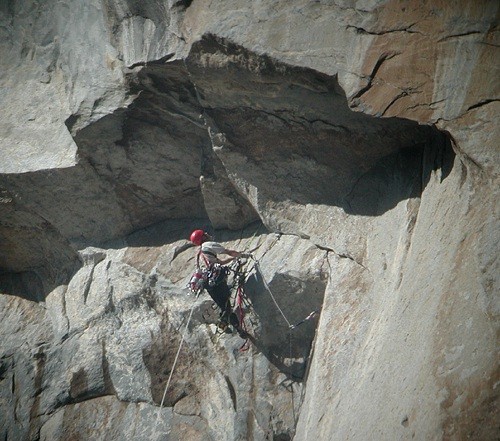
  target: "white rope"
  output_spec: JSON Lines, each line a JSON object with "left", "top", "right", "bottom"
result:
{"left": 155, "top": 294, "right": 199, "bottom": 430}
{"left": 254, "top": 260, "right": 292, "bottom": 328}
{"left": 253, "top": 258, "right": 319, "bottom": 330}
{"left": 252, "top": 256, "right": 299, "bottom": 435}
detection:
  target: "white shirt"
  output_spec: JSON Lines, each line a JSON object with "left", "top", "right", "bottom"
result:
{"left": 200, "top": 241, "right": 228, "bottom": 265}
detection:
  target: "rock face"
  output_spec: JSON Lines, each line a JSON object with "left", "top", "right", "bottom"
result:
{"left": 0, "top": 1, "right": 498, "bottom": 440}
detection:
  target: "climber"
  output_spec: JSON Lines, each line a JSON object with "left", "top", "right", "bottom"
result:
{"left": 189, "top": 229, "right": 248, "bottom": 331}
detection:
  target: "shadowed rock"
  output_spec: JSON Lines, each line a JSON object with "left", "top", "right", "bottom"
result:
{"left": 0, "top": 1, "right": 497, "bottom": 440}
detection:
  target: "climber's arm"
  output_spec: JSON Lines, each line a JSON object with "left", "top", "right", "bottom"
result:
{"left": 217, "top": 249, "right": 243, "bottom": 265}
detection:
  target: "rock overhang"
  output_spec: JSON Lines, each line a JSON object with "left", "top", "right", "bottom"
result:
{"left": 1, "top": 33, "right": 455, "bottom": 288}
{"left": 1, "top": 1, "right": 498, "bottom": 439}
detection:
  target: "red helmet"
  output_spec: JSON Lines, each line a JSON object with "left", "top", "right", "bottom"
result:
{"left": 190, "top": 229, "right": 205, "bottom": 245}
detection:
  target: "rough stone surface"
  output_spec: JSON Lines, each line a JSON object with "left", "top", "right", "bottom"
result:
{"left": 0, "top": 1, "right": 498, "bottom": 440}
{"left": 1, "top": 228, "right": 320, "bottom": 440}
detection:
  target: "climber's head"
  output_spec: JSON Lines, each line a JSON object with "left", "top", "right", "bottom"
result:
{"left": 190, "top": 229, "right": 210, "bottom": 245}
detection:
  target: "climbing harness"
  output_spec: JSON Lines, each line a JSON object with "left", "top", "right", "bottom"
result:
{"left": 188, "top": 249, "right": 229, "bottom": 295}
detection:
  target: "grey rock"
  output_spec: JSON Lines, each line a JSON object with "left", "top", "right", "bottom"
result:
{"left": 39, "top": 396, "right": 173, "bottom": 441}
{"left": 0, "top": 1, "right": 498, "bottom": 440}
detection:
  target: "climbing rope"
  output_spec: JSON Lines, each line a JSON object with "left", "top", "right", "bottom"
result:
{"left": 155, "top": 235, "right": 320, "bottom": 437}
{"left": 253, "top": 259, "right": 292, "bottom": 328}
{"left": 156, "top": 292, "right": 200, "bottom": 426}
{"left": 155, "top": 233, "right": 319, "bottom": 434}
{"left": 289, "top": 327, "right": 296, "bottom": 426}
{"left": 236, "top": 255, "right": 319, "bottom": 332}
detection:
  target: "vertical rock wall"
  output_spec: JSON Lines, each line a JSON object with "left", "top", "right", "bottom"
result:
{"left": 0, "top": 1, "right": 498, "bottom": 440}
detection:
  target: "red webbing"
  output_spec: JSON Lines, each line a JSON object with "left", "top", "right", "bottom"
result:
{"left": 236, "top": 285, "right": 250, "bottom": 351}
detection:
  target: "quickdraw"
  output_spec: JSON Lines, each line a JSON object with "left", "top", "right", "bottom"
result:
{"left": 289, "top": 310, "right": 319, "bottom": 330}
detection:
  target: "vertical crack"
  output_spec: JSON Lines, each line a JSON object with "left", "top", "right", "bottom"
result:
{"left": 101, "top": 340, "right": 116, "bottom": 395}
{"left": 82, "top": 264, "right": 96, "bottom": 305}
{"left": 224, "top": 375, "right": 237, "bottom": 412}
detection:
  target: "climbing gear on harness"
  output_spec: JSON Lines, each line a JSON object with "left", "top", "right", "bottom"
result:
{"left": 190, "top": 229, "right": 205, "bottom": 245}
{"left": 188, "top": 268, "right": 207, "bottom": 294}
{"left": 206, "top": 264, "right": 228, "bottom": 287}
{"left": 188, "top": 265, "right": 228, "bottom": 294}
{"left": 188, "top": 248, "right": 228, "bottom": 294}
{"left": 227, "top": 257, "right": 253, "bottom": 350}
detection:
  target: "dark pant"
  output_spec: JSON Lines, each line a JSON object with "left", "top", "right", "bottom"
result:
{"left": 206, "top": 277, "right": 240, "bottom": 327}
{"left": 206, "top": 282, "right": 231, "bottom": 313}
